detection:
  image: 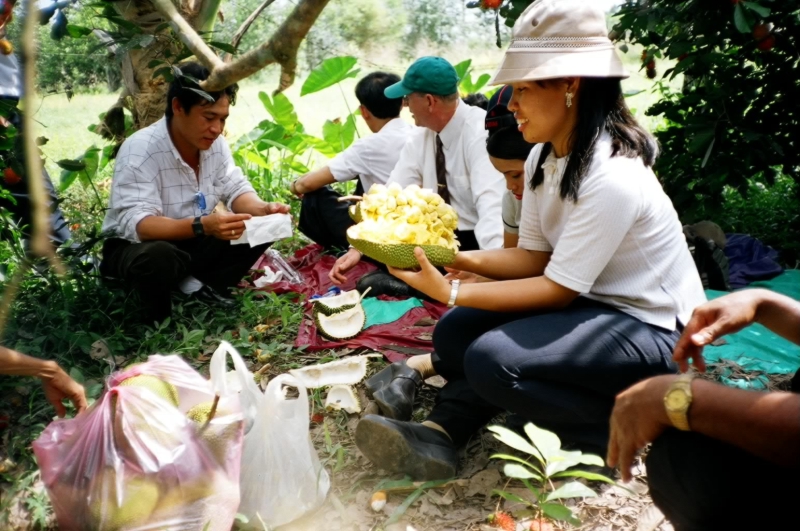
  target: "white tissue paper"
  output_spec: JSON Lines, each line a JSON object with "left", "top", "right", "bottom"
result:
{"left": 253, "top": 267, "right": 283, "bottom": 288}
{"left": 231, "top": 213, "right": 293, "bottom": 247}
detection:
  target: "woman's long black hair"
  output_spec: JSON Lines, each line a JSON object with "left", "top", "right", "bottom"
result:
{"left": 530, "top": 77, "right": 658, "bottom": 201}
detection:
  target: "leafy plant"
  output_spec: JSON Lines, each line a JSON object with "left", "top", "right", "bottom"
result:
{"left": 489, "top": 422, "right": 615, "bottom": 526}
{"left": 453, "top": 59, "right": 493, "bottom": 96}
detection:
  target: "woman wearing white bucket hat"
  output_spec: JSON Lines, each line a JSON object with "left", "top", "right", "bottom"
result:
{"left": 354, "top": 0, "right": 706, "bottom": 482}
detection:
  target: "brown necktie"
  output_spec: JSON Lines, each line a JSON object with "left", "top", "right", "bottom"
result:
{"left": 435, "top": 135, "right": 450, "bottom": 204}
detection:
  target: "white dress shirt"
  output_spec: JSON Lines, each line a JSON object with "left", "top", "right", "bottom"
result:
{"left": 102, "top": 117, "right": 256, "bottom": 242}
{"left": 387, "top": 102, "right": 504, "bottom": 250}
{"left": 328, "top": 118, "right": 414, "bottom": 191}
{"left": 0, "top": 53, "right": 22, "bottom": 98}
{"left": 518, "top": 135, "right": 706, "bottom": 330}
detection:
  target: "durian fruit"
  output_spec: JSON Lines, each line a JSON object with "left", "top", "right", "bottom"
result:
{"left": 324, "top": 385, "right": 361, "bottom": 413}
{"left": 289, "top": 355, "right": 372, "bottom": 388}
{"left": 117, "top": 374, "right": 179, "bottom": 407}
{"left": 312, "top": 289, "right": 362, "bottom": 317}
{"left": 347, "top": 182, "right": 459, "bottom": 269}
{"left": 348, "top": 203, "right": 362, "bottom": 223}
{"left": 314, "top": 304, "right": 366, "bottom": 341}
{"left": 88, "top": 472, "right": 160, "bottom": 531}
{"left": 186, "top": 401, "right": 242, "bottom": 466}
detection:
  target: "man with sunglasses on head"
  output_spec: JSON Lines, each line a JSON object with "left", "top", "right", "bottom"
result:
{"left": 329, "top": 56, "right": 504, "bottom": 292}
{"left": 101, "top": 62, "right": 290, "bottom": 324}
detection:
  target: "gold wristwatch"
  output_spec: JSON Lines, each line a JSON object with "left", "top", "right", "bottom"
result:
{"left": 664, "top": 373, "right": 696, "bottom": 431}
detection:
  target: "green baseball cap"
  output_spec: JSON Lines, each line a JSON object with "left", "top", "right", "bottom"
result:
{"left": 384, "top": 56, "right": 459, "bottom": 98}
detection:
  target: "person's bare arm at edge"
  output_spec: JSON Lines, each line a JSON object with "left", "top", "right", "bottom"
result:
{"left": 390, "top": 247, "right": 577, "bottom": 312}
{"left": 608, "top": 289, "right": 800, "bottom": 481}
{"left": 673, "top": 288, "right": 800, "bottom": 373}
{"left": 0, "top": 346, "right": 88, "bottom": 417}
{"left": 290, "top": 167, "right": 337, "bottom": 197}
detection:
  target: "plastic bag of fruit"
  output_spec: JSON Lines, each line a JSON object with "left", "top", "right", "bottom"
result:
{"left": 209, "top": 341, "right": 330, "bottom": 529}
{"left": 32, "top": 354, "right": 243, "bottom": 531}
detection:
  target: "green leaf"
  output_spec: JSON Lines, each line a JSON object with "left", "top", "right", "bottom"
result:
{"left": 688, "top": 128, "right": 715, "bottom": 154}
{"left": 540, "top": 502, "right": 578, "bottom": 524}
{"left": 504, "top": 463, "right": 543, "bottom": 480}
{"left": 734, "top": 3, "right": 753, "bottom": 33}
{"left": 552, "top": 469, "right": 616, "bottom": 484}
{"left": 301, "top": 135, "right": 338, "bottom": 158}
{"left": 59, "top": 170, "right": 79, "bottom": 192}
{"left": 545, "top": 481, "right": 597, "bottom": 502}
{"left": 209, "top": 41, "right": 237, "bottom": 54}
{"left": 301, "top": 56, "right": 360, "bottom": 96}
{"left": 524, "top": 422, "right": 562, "bottom": 460}
{"left": 243, "top": 150, "right": 270, "bottom": 170}
{"left": 56, "top": 159, "right": 87, "bottom": 172}
{"left": 490, "top": 453, "right": 544, "bottom": 475}
{"left": 66, "top": 24, "right": 93, "bottom": 38}
{"left": 742, "top": 2, "right": 770, "bottom": 18}
{"left": 488, "top": 425, "right": 543, "bottom": 463}
{"left": 259, "top": 92, "right": 298, "bottom": 130}
{"left": 491, "top": 489, "right": 531, "bottom": 505}
{"left": 453, "top": 59, "right": 472, "bottom": 82}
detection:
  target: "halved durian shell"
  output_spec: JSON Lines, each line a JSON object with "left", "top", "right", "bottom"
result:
{"left": 289, "top": 354, "right": 372, "bottom": 388}
{"left": 324, "top": 385, "right": 361, "bottom": 413}
{"left": 314, "top": 304, "right": 365, "bottom": 341}
{"left": 312, "top": 289, "right": 362, "bottom": 316}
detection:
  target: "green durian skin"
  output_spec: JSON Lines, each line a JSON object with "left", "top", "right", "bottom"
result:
{"left": 347, "top": 237, "right": 457, "bottom": 269}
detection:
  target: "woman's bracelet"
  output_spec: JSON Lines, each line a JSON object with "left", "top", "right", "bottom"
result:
{"left": 447, "top": 279, "right": 460, "bottom": 308}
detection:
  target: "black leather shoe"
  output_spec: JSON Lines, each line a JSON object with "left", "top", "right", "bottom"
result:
{"left": 365, "top": 361, "right": 422, "bottom": 421}
{"left": 355, "top": 415, "right": 458, "bottom": 480}
{"left": 192, "top": 285, "right": 237, "bottom": 308}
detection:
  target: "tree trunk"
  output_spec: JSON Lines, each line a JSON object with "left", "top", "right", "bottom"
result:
{"left": 109, "top": 0, "right": 217, "bottom": 129}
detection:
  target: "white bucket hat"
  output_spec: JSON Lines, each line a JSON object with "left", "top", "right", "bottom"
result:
{"left": 490, "top": 0, "right": 628, "bottom": 85}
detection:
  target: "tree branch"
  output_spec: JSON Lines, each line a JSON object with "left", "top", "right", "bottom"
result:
{"left": 150, "top": 0, "right": 223, "bottom": 71}
{"left": 20, "top": 0, "right": 63, "bottom": 273}
{"left": 203, "top": 0, "right": 331, "bottom": 92}
{"left": 229, "top": 0, "right": 278, "bottom": 57}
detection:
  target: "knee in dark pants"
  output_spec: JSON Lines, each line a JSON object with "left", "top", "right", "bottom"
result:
{"left": 129, "top": 241, "right": 189, "bottom": 285}
{"left": 463, "top": 340, "right": 514, "bottom": 400}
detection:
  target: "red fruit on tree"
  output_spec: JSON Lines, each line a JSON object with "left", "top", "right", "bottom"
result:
{"left": 646, "top": 67, "right": 657, "bottom": 79}
{"left": 677, "top": 53, "right": 689, "bottom": 62}
{"left": 756, "top": 34, "right": 776, "bottom": 51}
{"left": 646, "top": 59, "right": 656, "bottom": 70}
{"left": 482, "top": 0, "right": 503, "bottom": 9}
{"left": 3, "top": 167, "right": 21, "bottom": 185}
{"left": 752, "top": 23, "right": 771, "bottom": 41}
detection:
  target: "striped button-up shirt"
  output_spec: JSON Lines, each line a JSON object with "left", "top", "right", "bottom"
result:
{"left": 102, "top": 117, "right": 255, "bottom": 242}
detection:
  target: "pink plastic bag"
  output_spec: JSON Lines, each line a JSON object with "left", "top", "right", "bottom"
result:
{"left": 33, "top": 355, "right": 243, "bottom": 531}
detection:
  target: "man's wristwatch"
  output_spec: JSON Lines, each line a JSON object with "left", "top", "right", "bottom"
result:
{"left": 192, "top": 216, "right": 205, "bottom": 237}
{"left": 664, "top": 373, "right": 696, "bottom": 431}
{"left": 447, "top": 279, "right": 460, "bottom": 308}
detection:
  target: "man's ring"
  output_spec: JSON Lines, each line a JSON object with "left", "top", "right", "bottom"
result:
{"left": 231, "top": 229, "right": 235, "bottom": 236}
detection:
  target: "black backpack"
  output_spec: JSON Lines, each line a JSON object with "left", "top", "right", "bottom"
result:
{"left": 683, "top": 222, "right": 731, "bottom": 291}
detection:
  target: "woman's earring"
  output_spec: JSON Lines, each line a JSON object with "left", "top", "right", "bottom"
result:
{"left": 566, "top": 92, "right": 574, "bottom": 108}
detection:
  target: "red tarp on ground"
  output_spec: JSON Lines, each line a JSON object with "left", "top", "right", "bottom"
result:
{"left": 249, "top": 245, "right": 448, "bottom": 362}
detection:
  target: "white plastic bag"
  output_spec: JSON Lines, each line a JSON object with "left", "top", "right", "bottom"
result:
{"left": 210, "top": 342, "right": 330, "bottom": 529}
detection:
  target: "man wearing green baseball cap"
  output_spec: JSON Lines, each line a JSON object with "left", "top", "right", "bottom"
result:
{"left": 383, "top": 56, "right": 460, "bottom": 100}
{"left": 329, "top": 56, "right": 504, "bottom": 289}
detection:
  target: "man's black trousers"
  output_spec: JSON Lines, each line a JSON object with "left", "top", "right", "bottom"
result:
{"left": 647, "top": 371, "right": 800, "bottom": 530}
{"left": 101, "top": 236, "right": 270, "bottom": 323}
